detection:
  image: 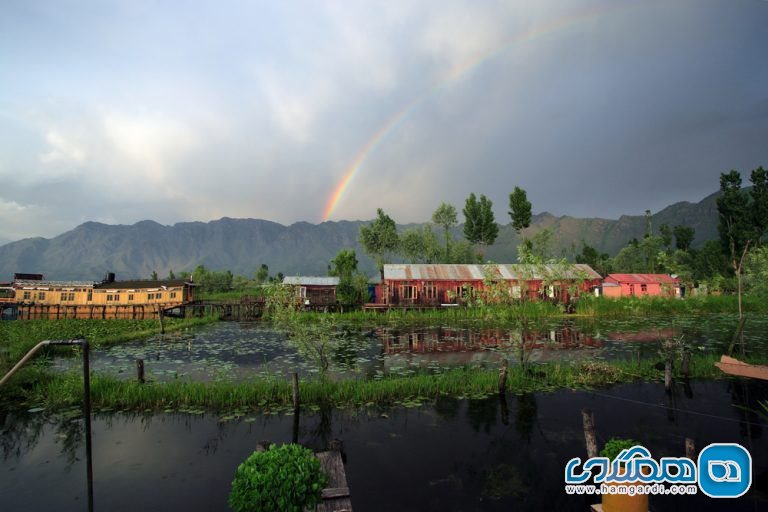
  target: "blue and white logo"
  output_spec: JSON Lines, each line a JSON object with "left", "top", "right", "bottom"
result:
{"left": 697, "top": 443, "right": 752, "bottom": 498}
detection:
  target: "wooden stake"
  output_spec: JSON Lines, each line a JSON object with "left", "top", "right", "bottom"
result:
{"left": 498, "top": 358, "right": 508, "bottom": 394}
{"left": 582, "top": 408, "right": 598, "bottom": 458}
{"left": 682, "top": 349, "right": 691, "bottom": 377}
{"left": 292, "top": 372, "right": 300, "bottom": 411}
{"left": 665, "top": 359, "right": 673, "bottom": 393}
{"left": 685, "top": 438, "right": 695, "bottom": 459}
{"left": 136, "top": 358, "right": 145, "bottom": 384}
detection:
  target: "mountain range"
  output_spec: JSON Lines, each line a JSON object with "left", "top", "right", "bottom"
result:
{"left": 0, "top": 190, "right": 721, "bottom": 281}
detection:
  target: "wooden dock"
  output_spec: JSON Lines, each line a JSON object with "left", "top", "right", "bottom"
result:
{"left": 316, "top": 449, "right": 352, "bottom": 512}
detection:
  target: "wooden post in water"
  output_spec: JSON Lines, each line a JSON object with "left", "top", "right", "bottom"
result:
{"left": 665, "top": 359, "right": 673, "bottom": 393}
{"left": 292, "top": 372, "right": 301, "bottom": 444}
{"left": 582, "top": 408, "right": 599, "bottom": 458}
{"left": 685, "top": 438, "right": 695, "bottom": 459}
{"left": 681, "top": 349, "right": 691, "bottom": 378}
{"left": 136, "top": 358, "right": 145, "bottom": 383}
{"left": 498, "top": 358, "right": 508, "bottom": 394}
{"left": 157, "top": 307, "right": 165, "bottom": 334}
{"left": 292, "top": 372, "right": 300, "bottom": 410}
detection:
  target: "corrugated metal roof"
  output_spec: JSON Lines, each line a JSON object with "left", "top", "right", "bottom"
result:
{"left": 605, "top": 274, "right": 679, "bottom": 284}
{"left": 94, "top": 279, "right": 192, "bottom": 289}
{"left": 283, "top": 276, "right": 340, "bottom": 286}
{"left": 14, "top": 280, "right": 95, "bottom": 288}
{"left": 383, "top": 264, "right": 601, "bottom": 281}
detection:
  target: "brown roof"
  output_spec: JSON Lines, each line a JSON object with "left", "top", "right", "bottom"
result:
{"left": 94, "top": 279, "right": 193, "bottom": 290}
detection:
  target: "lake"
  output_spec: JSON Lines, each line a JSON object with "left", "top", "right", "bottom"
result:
{"left": 53, "top": 315, "right": 768, "bottom": 381}
{"left": 1, "top": 379, "right": 766, "bottom": 511}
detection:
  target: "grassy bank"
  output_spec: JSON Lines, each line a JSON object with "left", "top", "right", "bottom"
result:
{"left": 274, "top": 295, "right": 766, "bottom": 328}
{"left": 575, "top": 295, "right": 767, "bottom": 317}
{"left": 12, "top": 352, "right": 750, "bottom": 413}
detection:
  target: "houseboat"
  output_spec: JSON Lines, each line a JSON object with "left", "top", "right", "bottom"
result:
{"left": 374, "top": 263, "right": 602, "bottom": 307}
{"left": 0, "top": 273, "right": 195, "bottom": 319}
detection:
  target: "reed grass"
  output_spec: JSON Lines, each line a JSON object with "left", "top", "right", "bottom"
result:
{"left": 574, "top": 295, "right": 768, "bottom": 317}
{"left": 14, "top": 352, "right": 750, "bottom": 413}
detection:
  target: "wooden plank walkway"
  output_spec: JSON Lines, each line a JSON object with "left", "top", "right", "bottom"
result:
{"left": 316, "top": 450, "right": 352, "bottom": 512}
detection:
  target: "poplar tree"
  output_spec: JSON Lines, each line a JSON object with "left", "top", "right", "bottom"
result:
{"left": 463, "top": 193, "right": 498, "bottom": 259}
{"left": 431, "top": 202, "right": 458, "bottom": 262}
{"left": 358, "top": 208, "right": 400, "bottom": 280}
{"left": 508, "top": 186, "right": 532, "bottom": 233}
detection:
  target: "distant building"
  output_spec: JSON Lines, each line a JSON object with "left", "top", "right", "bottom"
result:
{"left": 602, "top": 274, "right": 681, "bottom": 298}
{"left": 282, "top": 276, "right": 340, "bottom": 306}
{"left": 0, "top": 273, "right": 195, "bottom": 319}
{"left": 376, "top": 263, "right": 602, "bottom": 306}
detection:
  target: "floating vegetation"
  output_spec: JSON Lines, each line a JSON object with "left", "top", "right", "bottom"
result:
{"left": 15, "top": 351, "right": 761, "bottom": 414}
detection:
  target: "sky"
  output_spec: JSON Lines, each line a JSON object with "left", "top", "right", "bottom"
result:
{"left": 1, "top": 0, "right": 767, "bottom": 244}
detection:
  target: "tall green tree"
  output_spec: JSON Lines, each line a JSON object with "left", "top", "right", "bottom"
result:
{"left": 463, "top": 193, "right": 498, "bottom": 258}
{"left": 400, "top": 225, "right": 441, "bottom": 263}
{"left": 508, "top": 186, "right": 532, "bottom": 233}
{"left": 673, "top": 225, "right": 695, "bottom": 251}
{"left": 431, "top": 202, "right": 458, "bottom": 262}
{"left": 358, "top": 208, "right": 400, "bottom": 280}
{"left": 717, "top": 170, "right": 754, "bottom": 318}
{"left": 254, "top": 264, "right": 269, "bottom": 284}
{"left": 328, "top": 249, "right": 367, "bottom": 305}
{"left": 659, "top": 224, "right": 673, "bottom": 249}
{"left": 750, "top": 166, "right": 768, "bottom": 244}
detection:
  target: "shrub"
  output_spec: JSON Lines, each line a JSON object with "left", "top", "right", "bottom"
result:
{"left": 228, "top": 443, "right": 328, "bottom": 512}
{"left": 600, "top": 437, "right": 642, "bottom": 462}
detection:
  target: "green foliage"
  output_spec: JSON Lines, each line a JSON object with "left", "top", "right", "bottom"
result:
{"left": 254, "top": 264, "right": 269, "bottom": 284}
{"left": 358, "top": 208, "right": 400, "bottom": 277}
{"left": 508, "top": 186, "right": 532, "bottom": 234}
{"left": 600, "top": 437, "right": 642, "bottom": 462}
{"left": 575, "top": 242, "right": 611, "bottom": 276}
{"left": 745, "top": 246, "right": 768, "bottom": 298}
{"left": 517, "top": 229, "right": 554, "bottom": 264}
{"left": 329, "top": 249, "right": 368, "bottom": 304}
{"left": 432, "top": 202, "right": 458, "bottom": 261}
{"left": 750, "top": 166, "right": 768, "bottom": 243}
{"left": 673, "top": 225, "right": 695, "bottom": 251}
{"left": 228, "top": 444, "right": 327, "bottom": 512}
{"left": 192, "top": 265, "right": 234, "bottom": 293}
{"left": 659, "top": 223, "right": 673, "bottom": 248}
{"left": 611, "top": 235, "right": 665, "bottom": 273}
{"left": 399, "top": 225, "right": 441, "bottom": 263}
{"left": 463, "top": 193, "right": 499, "bottom": 249}
{"left": 717, "top": 170, "right": 753, "bottom": 261}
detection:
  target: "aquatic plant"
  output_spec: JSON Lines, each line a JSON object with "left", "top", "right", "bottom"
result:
{"left": 228, "top": 443, "right": 327, "bottom": 512}
{"left": 600, "top": 437, "right": 642, "bottom": 462}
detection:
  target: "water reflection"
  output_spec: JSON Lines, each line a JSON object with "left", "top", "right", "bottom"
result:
{"left": 4, "top": 380, "right": 767, "bottom": 511}
{"left": 50, "top": 315, "right": 768, "bottom": 382}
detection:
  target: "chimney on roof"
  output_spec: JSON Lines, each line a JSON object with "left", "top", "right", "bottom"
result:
{"left": 103, "top": 272, "right": 116, "bottom": 283}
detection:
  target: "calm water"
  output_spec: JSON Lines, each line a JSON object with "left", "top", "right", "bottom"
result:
{"left": 53, "top": 315, "right": 768, "bottom": 381}
{"left": 1, "top": 379, "right": 766, "bottom": 511}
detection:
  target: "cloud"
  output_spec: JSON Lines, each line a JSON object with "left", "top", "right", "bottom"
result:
{"left": 39, "top": 130, "right": 87, "bottom": 164}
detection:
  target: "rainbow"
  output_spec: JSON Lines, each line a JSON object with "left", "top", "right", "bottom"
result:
{"left": 321, "top": 3, "right": 632, "bottom": 221}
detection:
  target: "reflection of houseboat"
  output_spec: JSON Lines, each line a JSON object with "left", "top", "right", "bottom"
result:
{"left": 375, "top": 263, "right": 602, "bottom": 307}
{"left": 377, "top": 326, "right": 601, "bottom": 355}
{"left": 0, "top": 273, "right": 195, "bottom": 319}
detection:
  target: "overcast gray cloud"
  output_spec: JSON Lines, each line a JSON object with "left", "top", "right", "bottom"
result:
{"left": 1, "top": 0, "right": 767, "bottom": 243}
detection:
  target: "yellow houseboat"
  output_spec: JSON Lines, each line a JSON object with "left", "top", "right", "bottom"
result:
{"left": 0, "top": 273, "right": 196, "bottom": 320}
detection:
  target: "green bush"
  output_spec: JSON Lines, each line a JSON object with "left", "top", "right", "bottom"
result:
{"left": 600, "top": 437, "right": 642, "bottom": 462}
{"left": 228, "top": 443, "right": 327, "bottom": 512}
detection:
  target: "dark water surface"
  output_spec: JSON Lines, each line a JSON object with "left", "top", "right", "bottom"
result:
{"left": 53, "top": 315, "right": 768, "bottom": 381}
{"left": 2, "top": 379, "right": 767, "bottom": 511}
